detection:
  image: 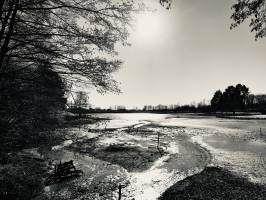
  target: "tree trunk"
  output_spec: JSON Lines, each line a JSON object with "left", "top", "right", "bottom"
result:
{"left": 0, "top": 0, "right": 13, "bottom": 43}
{"left": 0, "top": 0, "right": 6, "bottom": 21}
{"left": 0, "top": 0, "right": 18, "bottom": 71}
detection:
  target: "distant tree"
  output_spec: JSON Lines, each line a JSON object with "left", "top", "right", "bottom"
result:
{"left": 211, "top": 84, "right": 249, "bottom": 114}
{"left": 116, "top": 105, "right": 126, "bottom": 111}
{"left": 254, "top": 94, "right": 266, "bottom": 112}
{"left": 74, "top": 91, "right": 89, "bottom": 109}
{"left": 211, "top": 90, "right": 223, "bottom": 112}
{"left": 235, "top": 84, "right": 249, "bottom": 109}
{"left": 143, "top": 105, "right": 154, "bottom": 111}
{"left": 231, "top": 0, "right": 266, "bottom": 40}
{"left": 237, "top": 93, "right": 266, "bottom": 113}
{"left": 67, "top": 91, "right": 91, "bottom": 118}
{"left": 254, "top": 94, "right": 266, "bottom": 105}
{"left": 247, "top": 94, "right": 256, "bottom": 106}
{"left": 197, "top": 103, "right": 211, "bottom": 113}
{"left": 223, "top": 85, "right": 238, "bottom": 114}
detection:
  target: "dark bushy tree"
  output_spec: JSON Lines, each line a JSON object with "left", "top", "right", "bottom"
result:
{"left": 0, "top": 65, "right": 66, "bottom": 150}
{"left": 211, "top": 90, "right": 223, "bottom": 112}
{"left": 211, "top": 84, "right": 249, "bottom": 114}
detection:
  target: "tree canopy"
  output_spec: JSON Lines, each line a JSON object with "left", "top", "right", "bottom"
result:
{"left": 231, "top": 0, "right": 266, "bottom": 40}
{"left": 0, "top": 0, "right": 139, "bottom": 93}
{"left": 210, "top": 90, "right": 223, "bottom": 111}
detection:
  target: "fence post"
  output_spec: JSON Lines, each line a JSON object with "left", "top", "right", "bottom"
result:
{"left": 157, "top": 132, "right": 163, "bottom": 156}
{"left": 118, "top": 184, "right": 122, "bottom": 200}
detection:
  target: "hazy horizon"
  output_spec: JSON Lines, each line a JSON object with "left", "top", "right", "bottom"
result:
{"left": 87, "top": 0, "right": 266, "bottom": 109}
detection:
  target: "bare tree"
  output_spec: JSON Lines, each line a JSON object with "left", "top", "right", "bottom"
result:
{"left": 0, "top": 0, "right": 140, "bottom": 92}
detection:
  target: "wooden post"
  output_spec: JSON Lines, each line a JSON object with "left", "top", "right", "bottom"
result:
{"left": 79, "top": 107, "right": 81, "bottom": 130}
{"left": 157, "top": 132, "right": 160, "bottom": 148}
{"left": 157, "top": 132, "right": 162, "bottom": 156}
{"left": 118, "top": 184, "right": 122, "bottom": 200}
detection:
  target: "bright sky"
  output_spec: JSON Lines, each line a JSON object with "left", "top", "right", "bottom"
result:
{"left": 89, "top": 0, "right": 266, "bottom": 109}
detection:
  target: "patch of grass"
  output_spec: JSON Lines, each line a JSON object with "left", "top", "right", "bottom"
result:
{"left": 101, "top": 144, "right": 164, "bottom": 172}
{"left": 69, "top": 141, "right": 164, "bottom": 172}
{"left": 0, "top": 153, "right": 48, "bottom": 200}
{"left": 126, "top": 127, "right": 153, "bottom": 132}
{"left": 105, "top": 144, "right": 133, "bottom": 152}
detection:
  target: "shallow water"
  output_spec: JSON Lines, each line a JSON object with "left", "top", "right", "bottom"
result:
{"left": 202, "top": 135, "right": 266, "bottom": 154}
{"left": 88, "top": 113, "right": 170, "bottom": 129}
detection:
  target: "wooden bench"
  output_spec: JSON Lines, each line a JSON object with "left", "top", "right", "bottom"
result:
{"left": 45, "top": 160, "right": 82, "bottom": 185}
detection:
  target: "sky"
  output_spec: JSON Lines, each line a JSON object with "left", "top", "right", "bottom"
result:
{"left": 89, "top": 0, "right": 266, "bottom": 109}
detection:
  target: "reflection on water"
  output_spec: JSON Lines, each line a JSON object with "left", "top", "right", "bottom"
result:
{"left": 203, "top": 135, "right": 266, "bottom": 154}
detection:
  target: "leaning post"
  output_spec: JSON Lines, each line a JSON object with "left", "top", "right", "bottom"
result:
{"left": 118, "top": 184, "right": 122, "bottom": 200}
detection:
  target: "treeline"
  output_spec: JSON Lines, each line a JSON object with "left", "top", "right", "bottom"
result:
{"left": 84, "top": 84, "right": 266, "bottom": 114}
{"left": 142, "top": 103, "right": 211, "bottom": 113}
{"left": 211, "top": 84, "right": 266, "bottom": 114}
{"left": 142, "top": 84, "right": 265, "bottom": 114}
{"left": 82, "top": 103, "right": 211, "bottom": 113}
